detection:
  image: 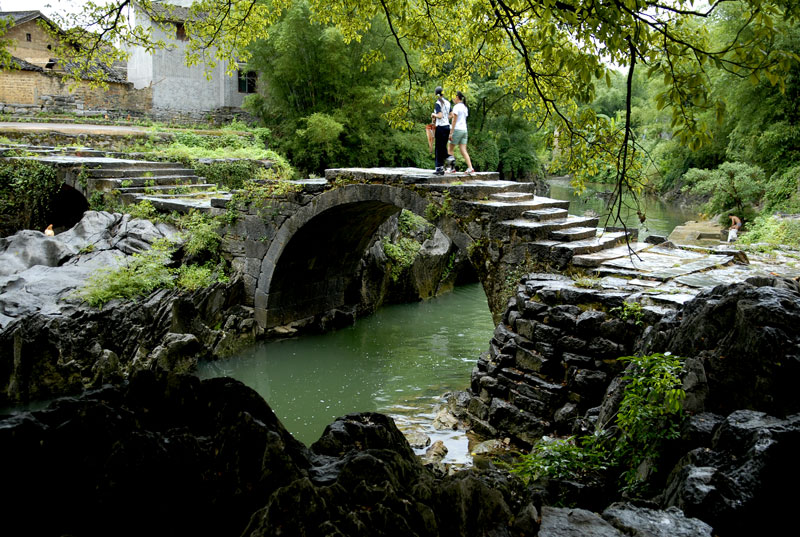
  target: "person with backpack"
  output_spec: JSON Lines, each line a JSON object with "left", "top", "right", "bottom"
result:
{"left": 430, "top": 86, "right": 451, "bottom": 175}
{"left": 447, "top": 90, "right": 474, "bottom": 175}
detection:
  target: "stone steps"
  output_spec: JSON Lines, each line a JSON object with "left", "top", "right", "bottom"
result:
{"left": 118, "top": 184, "right": 220, "bottom": 203}
{"left": 522, "top": 207, "right": 569, "bottom": 221}
{"left": 134, "top": 195, "right": 218, "bottom": 213}
{"left": 418, "top": 180, "right": 539, "bottom": 200}
{"left": 549, "top": 226, "right": 597, "bottom": 242}
{"left": 572, "top": 242, "right": 653, "bottom": 267}
{"left": 89, "top": 175, "right": 205, "bottom": 190}
{"left": 490, "top": 192, "right": 535, "bottom": 202}
{"left": 469, "top": 196, "right": 571, "bottom": 221}
{"left": 550, "top": 231, "right": 630, "bottom": 256}
{"left": 87, "top": 167, "right": 196, "bottom": 178}
{"left": 501, "top": 215, "right": 599, "bottom": 241}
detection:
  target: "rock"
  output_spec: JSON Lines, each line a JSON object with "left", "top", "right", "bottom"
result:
{"left": 403, "top": 429, "right": 431, "bottom": 449}
{"left": 602, "top": 502, "right": 712, "bottom": 536}
{"left": 661, "top": 410, "right": 800, "bottom": 535}
{"left": 150, "top": 332, "right": 204, "bottom": 373}
{"left": 470, "top": 438, "right": 505, "bottom": 456}
{"left": 0, "top": 229, "right": 75, "bottom": 277}
{"left": 432, "top": 407, "right": 460, "bottom": 430}
{"left": 0, "top": 371, "right": 309, "bottom": 537}
{"left": 539, "top": 506, "right": 623, "bottom": 537}
{"left": 641, "top": 279, "right": 800, "bottom": 416}
{"left": 0, "top": 212, "right": 255, "bottom": 405}
{"left": 423, "top": 440, "right": 448, "bottom": 464}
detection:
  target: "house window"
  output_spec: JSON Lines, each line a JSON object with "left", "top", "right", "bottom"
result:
{"left": 237, "top": 70, "right": 257, "bottom": 94}
{"left": 26, "top": 33, "right": 32, "bottom": 42}
{"left": 175, "top": 22, "right": 187, "bottom": 41}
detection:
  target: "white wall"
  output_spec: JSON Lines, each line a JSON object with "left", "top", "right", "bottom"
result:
{"left": 126, "top": 2, "right": 245, "bottom": 113}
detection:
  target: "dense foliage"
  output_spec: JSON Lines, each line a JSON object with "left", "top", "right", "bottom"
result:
{"left": 0, "top": 160, "right": 61, "bottom": 236}
{"left": 589, "top": 4, "right": 800, "bottom": 231}
{"left": 242, "top": 2, "right": 545, "bottom": 176}
{"left": 76, "top": 209, "right": 229, "bottom": 307}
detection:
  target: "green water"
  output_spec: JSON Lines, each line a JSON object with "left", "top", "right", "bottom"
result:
{"left": 197, "top": 283, "right": 495, "bottom": 456}
{"left": 548, "top": 177, "right": 699, "bottom": 239}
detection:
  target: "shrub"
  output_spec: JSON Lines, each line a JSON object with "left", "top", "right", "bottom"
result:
{"left": 0, "top": 160, "right": 61, "bottom": 235}
{"left": 511, "top": 435, "right": 611, "bottom": 483}
{"left": 127, "top": 199, "right": 159, "bottom": 220}
{"left": 177, "top": 263, "right": 218, "bottom": 290}
{"left": 77, "top": 239, "right": 175, "bottom": 308}
{"left": 682, "top": 161, "right": 765, "bottom": 216}
{"left": 194, "top": 160, "right": 259, "bottom": 190}
{"left": 179, "top": 211, "right": 222, "bottom": 259}
{"left": 739, "top": 214, "right": 800, "bottom": 249}
{"left": 763, "top": 164, "right": 800, "bottom": 213}
{"left": 381, "top": 236, "right": 422, "bottom": 281}
{"left": 512, "top": 352, "right": 686, "bottom": 495}
{"left": 615, "top": 352, "right": 686, "bottom": 490}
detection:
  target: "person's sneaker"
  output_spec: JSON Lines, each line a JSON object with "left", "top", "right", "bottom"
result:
{"left": 446, "top": 155, "right": 455, "bottom": 163}
{"left": 465, "top": 167, "right": 475, "bottom": 175}
{"left": 434, "top": 167, "right": 445, "bottom": 176}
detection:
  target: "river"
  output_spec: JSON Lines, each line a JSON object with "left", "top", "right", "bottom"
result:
{"left": 197, "top": 178, "right": 700, "bottom": 457}
{"left": 547, "top": 176, "right": 699, "bottom": 240}
{"left": 197, "top": 283, "right": 495, "bottom": 460}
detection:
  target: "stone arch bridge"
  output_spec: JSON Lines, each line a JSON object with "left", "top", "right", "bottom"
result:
{"left": 25, "top": 151, "right": 740, "bottom": 331}
{"left": 205, "top": 167, "right": 638, "bottom": 330}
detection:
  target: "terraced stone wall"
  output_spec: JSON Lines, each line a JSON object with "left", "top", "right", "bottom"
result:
{"left": 459, "top": 274, "right": 670, "bottom": 445}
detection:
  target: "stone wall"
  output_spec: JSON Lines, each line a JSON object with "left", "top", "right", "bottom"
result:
{"left": 459, "top": 273, "right": 666, "bottom": 445}
{"left": 0, "top": 69, "right": 153, "bottom": 117}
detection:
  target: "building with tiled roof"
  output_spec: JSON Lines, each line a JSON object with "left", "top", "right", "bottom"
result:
{"left": 0, "top": 10, "right": 150, "bottom": 117}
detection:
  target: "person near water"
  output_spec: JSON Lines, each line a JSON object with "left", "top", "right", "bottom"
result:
{"left": 447, "top": 90, "right": 474, "bottom": 175}
{"left": 430, "top": 86, "right": 451, "bottom": 176}
{"left": 728, "top": 214, "right": 742, "bottom": 242}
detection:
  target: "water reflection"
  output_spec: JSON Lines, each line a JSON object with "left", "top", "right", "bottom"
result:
{"left": 547, "top": 177, "right": 700, "bottom": 239}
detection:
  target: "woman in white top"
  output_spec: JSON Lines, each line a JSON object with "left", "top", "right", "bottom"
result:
{"left": 447, "top": 91, "right": 474, "bottom": 175}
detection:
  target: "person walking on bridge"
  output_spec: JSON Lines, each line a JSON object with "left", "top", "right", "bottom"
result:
{"left": 447, "top": 91, "right": 474, "bottom": 175}
{"left": 431, "top": 86, "right": 451, "bottom": 176}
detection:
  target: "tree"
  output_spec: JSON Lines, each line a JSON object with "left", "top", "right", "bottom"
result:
{"left": 54, "top": 0, "right": 800, "bottom": 226}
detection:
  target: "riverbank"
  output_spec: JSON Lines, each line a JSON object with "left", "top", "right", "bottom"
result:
{"left": 4, "top": 270, "right": 797, "bottom": 535}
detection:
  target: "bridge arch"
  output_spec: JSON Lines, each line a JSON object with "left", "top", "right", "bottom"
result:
{"left": 253, "top": 184, "right": 476, "bottom": 329}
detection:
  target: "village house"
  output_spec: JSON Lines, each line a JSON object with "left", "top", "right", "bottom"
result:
{"left": 0, "top": 10, "right": 150, "bottom": 117}
{"left": 125, "top": 0, "right": 256, "bottom": 122}
{"left": 0, "top": 3, "right": 253, "bottom": 122}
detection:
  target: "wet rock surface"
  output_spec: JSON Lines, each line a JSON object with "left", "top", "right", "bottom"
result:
{"left": 455, "top": 274, "right": 798, "bottom": 535}
{"left": 0, "top": 212, "right": 260, "bottom": 406}
{"left": 2, "top": 371, "right": 538, "bottom": 537}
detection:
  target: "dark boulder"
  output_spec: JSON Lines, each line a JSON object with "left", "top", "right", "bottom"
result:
{"left": 0, "top": 371, "right": 309, "bottom": 537}
{"left": 661, "top": 410, "right": 800, "bottom": 536}
{"left": 640, "top": 278, "right": 800, "bottom": 416}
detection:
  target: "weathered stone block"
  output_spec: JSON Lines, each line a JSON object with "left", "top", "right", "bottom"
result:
{"left": 521, "top": 299, "right": 549, "bottom": 319}
{"left": 467, "top": 397, "right": 490, "bottom": 420}
{"left": 488, "top": 398, "right": 547, "bottom": 445}
{"left": 576, "top": 309, "right": 607, "bottom": 335}
{"left": 516, "top": 318, "right": 562, "bottom": 343}
{"left": 516, "top": 346, "right": 549, "bottom": 373}
{"left": 510, "top": 389, "right": 547, "bottom": 415}
{"left": 563, "top": 352, "right": 595, "bottom": 368}
{"left": 567, "top": 368, "right": 609, "bottom": 403}
{"left": 493, "top": 323, "right": 515, "bottom": 344}
{"left": 547, "top": 305, "right": 581, "bottom": 329}
{"left": 587, "top": 337, "right": 626, "bottom": 359}
{"left": 558, "top": 335, "right": 587, "bottom": 353}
